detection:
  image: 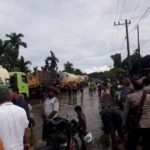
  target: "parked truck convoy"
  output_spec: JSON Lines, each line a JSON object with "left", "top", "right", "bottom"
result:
{"left": 0, "top": 65, "right": 88, "bottom": 98}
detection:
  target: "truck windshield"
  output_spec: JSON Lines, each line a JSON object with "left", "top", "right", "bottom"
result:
{"left": 10, "top": 74, "right": 17, "bottom": 88}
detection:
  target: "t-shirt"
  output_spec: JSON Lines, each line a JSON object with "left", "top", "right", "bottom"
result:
{"left": 0, "top": 102, "right": 29, "bottom": 150}
{"left": 43, "top": 97, "right": 59, "bottom": 119}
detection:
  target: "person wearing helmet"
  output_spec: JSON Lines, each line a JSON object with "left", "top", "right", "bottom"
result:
{"left": 74, "top": 105, "right": 87, "bottom": 150}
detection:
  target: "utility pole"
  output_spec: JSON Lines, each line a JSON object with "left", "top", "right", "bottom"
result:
{"left": 137, "top": 25, "right": 140, "bottom": 56}
{"left": 137, "top": 25, "right": 141, "bottom": 74}
{"left": 114, "top": 19, "right": 132, "bottom": 72}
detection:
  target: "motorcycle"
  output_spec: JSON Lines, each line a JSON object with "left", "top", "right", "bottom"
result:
{"left": 44, "top": 117, "right": 80, "bottom": 150}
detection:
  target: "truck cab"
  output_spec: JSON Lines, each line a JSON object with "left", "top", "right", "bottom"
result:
{"left": 10, "top": 72, "right": 29, "bottom": 97}
{"left": 0, "top": 65, "right": 10, "bottom": 89}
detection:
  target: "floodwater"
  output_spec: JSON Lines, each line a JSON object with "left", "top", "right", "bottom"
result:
{"left": 31, "top": 89, "right": 105, "bottom": 150}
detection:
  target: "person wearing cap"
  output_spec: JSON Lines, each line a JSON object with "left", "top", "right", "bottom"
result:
{"left": 42, "top": 87, "right": 59, "bottom": 143}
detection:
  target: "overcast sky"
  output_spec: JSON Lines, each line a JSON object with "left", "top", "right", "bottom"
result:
{"left": 0, "top": 0, "right": 150, "bottom": 73}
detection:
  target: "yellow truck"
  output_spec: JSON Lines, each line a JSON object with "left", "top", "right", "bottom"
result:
{"left": 28, "top": 70, "right": 59, "bottom": 98}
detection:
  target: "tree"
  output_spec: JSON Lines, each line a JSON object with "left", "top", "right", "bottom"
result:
{"left": 111, "top": 53, "right": 122, "bottom": 68}
{"left": 5, "top": 33, "right": 27, "bottom": 50}
{"left": 1, "top": 33, "right": 27, "bottom": 71}
{"left": 0, "top": 33, "right": 31, "bottom": 73}
{"left": 18, "top": 56, "right": 31, "bottom": 73}
{"left": 64, "top": 61, "right": 74, "bottom": 73}
{"left": 0, "top": 45, "right": 18, "bottom": 71}
{"left": 0, "top": 39, "right": 7, "bottom": 56}
{"left": 74, "top": 68, "right": 83, "bottom": 75}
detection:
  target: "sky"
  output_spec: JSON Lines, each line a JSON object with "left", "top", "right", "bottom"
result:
{"left": 0, "top": 0, "right": 150, "bottom": 73}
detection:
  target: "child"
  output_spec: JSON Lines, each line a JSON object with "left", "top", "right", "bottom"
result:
{"left": 74, "top": 105, "right": 87, "bottom": 150}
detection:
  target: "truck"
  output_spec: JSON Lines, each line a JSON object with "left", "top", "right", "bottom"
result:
{"left": 0, "top": 65, "right": 29, "bottom": 97}
{"left": 0, "top": 65, "right": 10, "bottom": 89}
{"left": 10, "top": 72, "right": 29, "bottom": 97}
{"left": 28, "top": 70, "right": 59, "bottom": 98}
{"left": 59, "top": 72, "right": 81, "bottom": 90}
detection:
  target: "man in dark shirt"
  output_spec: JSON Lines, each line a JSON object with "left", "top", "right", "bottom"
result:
{"left": 10, "top": 87, "right": 30, "bottom": 120}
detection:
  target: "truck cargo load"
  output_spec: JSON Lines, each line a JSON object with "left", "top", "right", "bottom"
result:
{"left": 28, "top": 70, "right": 59, "bottom": 98}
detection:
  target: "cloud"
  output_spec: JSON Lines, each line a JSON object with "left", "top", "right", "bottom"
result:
{"left": 85, "top": 65, "right": 110, "bottom": 74}
{"left": 0, "top": 0, "right": 149, "bottom": 73}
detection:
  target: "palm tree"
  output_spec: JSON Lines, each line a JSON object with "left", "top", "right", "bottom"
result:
{"left": 5, "top": 33, "right": 27, "bottom": 50}
{"left": 2, "top": 32, "right": 28, "bottom": 71}
{"left": 18, "top": 56, "right": 31, "bottom": 73}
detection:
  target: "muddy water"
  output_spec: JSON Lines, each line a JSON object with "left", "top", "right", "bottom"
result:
{"left": 31, "top": 89, "right": 104, "bottom": 150}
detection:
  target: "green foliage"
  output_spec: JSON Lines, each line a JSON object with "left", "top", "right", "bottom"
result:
{"left": 64, "top": 61, "right": 74, "bottom": 73}
{"left": 74, "top": 69, "right": 83, "bottom": 75}
{"left": 5, "top": 33, "right": 27, "bottom": 49}
{"left": 111, "top": 53, "right": 122, "bottom": 68}
{"left": 0, "top": 33, "right": 30, "bottom": 73}
{"left": 18, "top": 56, "right": 31, "bottom": 73}
{"left": 63, "top": 61, "right": 83, "bottom": 75}
{"left": 88, "top": 68, "right": 124, "bottom": 81}
{"left": 0, "top": 39, "right": 7, "bottom": 56}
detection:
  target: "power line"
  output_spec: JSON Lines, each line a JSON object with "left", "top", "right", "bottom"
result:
{"left": 115, "top": 0, "right": 120, "bottom": 21}
{"left": 119, "top": 0, "right": 127, "bottom": 20}
{"left": 129, "top": 6, "right": 150, "bottom": 34}
{"left": 119, "top": 37, "right": 126, "bottom": 59}
{"left": 110, "top": 0, "right": 120, "bottom": 51}
{"left": 130, "top": 0, "right": 142, "bottom": 20}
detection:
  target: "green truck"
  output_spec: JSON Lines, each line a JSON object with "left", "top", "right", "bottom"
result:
{"left": 10, "top": 72, "right": 29, "bottom": 97}
{"left": 0, "top": 66, "right": 29, "bottom": 97}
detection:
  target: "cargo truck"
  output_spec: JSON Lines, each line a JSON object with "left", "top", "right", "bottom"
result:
{"left": 10, "top": 72, "right": 29, "bottom": 97}
{"left": 28, "top": 70, "right": 59, "bottom": 98}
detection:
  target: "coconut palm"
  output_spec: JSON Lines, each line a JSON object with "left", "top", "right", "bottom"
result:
{"left": 18, "top": 56, "right": 31, "bottom": 73}
{"left": 5, "top": 33, "right": 27, "bottom": 50}
{"left": 1, "top": 32, "right": 28, "bottom": 71}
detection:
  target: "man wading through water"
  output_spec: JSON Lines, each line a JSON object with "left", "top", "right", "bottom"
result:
{"left": 42, "top": 87, "right": 59, "bottom": 145}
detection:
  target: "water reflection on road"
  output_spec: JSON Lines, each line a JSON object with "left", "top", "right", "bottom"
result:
{"left": 32, "top": 88, "right": 103, "bottom": 150}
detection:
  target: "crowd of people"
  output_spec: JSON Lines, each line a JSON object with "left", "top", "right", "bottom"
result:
{"left": 0, "top": 84, "right": 88, "bottom": 150}
{"left": 98, "top": 76, "right": 150, "bottom": 150}
{"left": 0, "top": 75, "right": 150, "bottom": 150}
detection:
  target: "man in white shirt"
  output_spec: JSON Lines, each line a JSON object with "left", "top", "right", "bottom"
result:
{"left": 42, "top": 87, "right": 59, "bottom": 143}
{"left": 0, "top": 88, "right": 30, "bottom": 150}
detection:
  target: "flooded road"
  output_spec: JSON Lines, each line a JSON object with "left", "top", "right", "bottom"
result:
{"left": 31, "top": 88, "right": 104, "bottom": 150}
